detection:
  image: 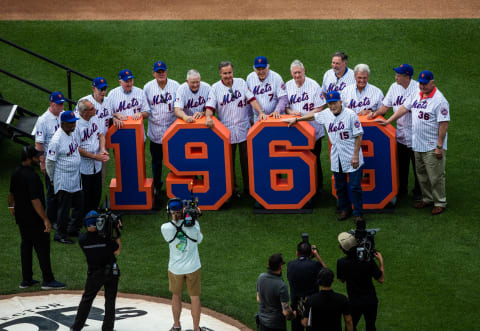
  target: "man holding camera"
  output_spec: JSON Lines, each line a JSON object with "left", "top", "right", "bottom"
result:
{"left": 161, "top": 198, "right": 204, "bottom": 331}
{"left": 287, "top": 239, "right": 327, "bottom": 331}
{"left": 337, "top": 232, "right": 384, "bottom": 331}
{"left": 71, "top": 211, "right": 121, "bottom": 331}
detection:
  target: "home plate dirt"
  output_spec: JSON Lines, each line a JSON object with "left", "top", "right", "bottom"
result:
{"left": 0, "top": 291, "right": 251, "bottom": 330}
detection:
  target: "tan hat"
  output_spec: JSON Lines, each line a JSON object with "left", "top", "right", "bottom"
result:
{"left": 338, "top": 232, "right": 356, "bottom": 251}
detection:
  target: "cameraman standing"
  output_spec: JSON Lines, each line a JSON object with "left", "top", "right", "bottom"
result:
{"left": 71, "top": 211, "right": 121, "bottom": 331}
{"left": 287, "top": 240, "right": 327, "bottom": 331}
{"left": 336, "top": 232, "right": 384, "bottom": 331}
{"left": 161, "top": 198, "right": 204, "bottom": 331}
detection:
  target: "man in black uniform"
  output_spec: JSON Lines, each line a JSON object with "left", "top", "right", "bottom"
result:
{"left": 287, "top": 241, "right": 327, "bottom": 331}
{"left": 8, "top": 145, "right": 66, "bottom": 290}
{"left": 302, "top": 268, "right": 353, "bottom": 331}
{"left": 336, "top": 232, "right": 384, "bottom": 331}
{"left": 71, "top": 211, "right": 121, "bottom": 331}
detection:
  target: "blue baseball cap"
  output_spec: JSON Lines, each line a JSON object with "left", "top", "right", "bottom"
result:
{"left": 418, "top": 70, "right": 434, "bottom": 84}
{"left": 92, "top": 77, "right": 108, "bottom": 89}
{"left": 168, "top": 198, "right": 183, "bottom": 212}
{"left": 326, "top": 91, "right": 341, "bottom": 103}
{"left": 153, "top": 61, "right": 167, "bottom": 72}
{"left": 49, "top": 91, "right": 65, "bottom": 104}
{"left": 393, "top": 64, "right": 414, "bottom": 77}
{"left": 85, "top": 210, "right": 99, "bottom": 227}
{"left": 118, "top": 69, "right": 135, "bottom": 81}
{"left": 254, "top": 56, "right": 268, "bottom": 68}
{"left": 60, "top": 110, "right": 79, "bottom": 123}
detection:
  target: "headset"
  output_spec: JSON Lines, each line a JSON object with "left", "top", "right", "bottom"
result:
{"left": 166, "top": 197, "right": 184, "bottom": 214}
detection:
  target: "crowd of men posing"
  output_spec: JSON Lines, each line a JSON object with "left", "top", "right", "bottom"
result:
{"left": 33, "top": 51, "right": 449, "bottom": 244}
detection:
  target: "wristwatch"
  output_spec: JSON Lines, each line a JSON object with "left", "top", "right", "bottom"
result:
{"left": 436, "top": 145, "right": 443, "bottom": 149}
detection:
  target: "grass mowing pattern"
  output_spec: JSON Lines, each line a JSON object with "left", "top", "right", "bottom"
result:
{"left": 1, "top": 19, "right": 480, "bottom": 330}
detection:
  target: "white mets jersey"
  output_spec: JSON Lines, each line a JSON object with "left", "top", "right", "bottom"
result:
{"left": 383, "top": 80, "right": 419, "bottom": 147}
{"left": 403, "top": 87, "right": 450, "bottom": 152}
{"left": 75, "top": 94, "right": 112, "bottom": 135}
{"left": 246, "top": 69, "right": 287, "bottom": 121}
{"left": 174, "top": 81, "right": 211, "bottom": 116}
{"left": 322, "top": 68, "right": 356, "bottom": 94}
{"left": 47, "top": 128, "right": 81, "bottom": 194}
{"left": 341, "top": 83, "right": 384, "bottom": 114}
{"left": 144, "top": 78, "right": 180, "bottom": 144}
{"left": 206, "top": 78, "right": 255, "bottom": 144}
{"left": 75, "top": 116, "right": 103, "bottom": 175}
{"left": 35, "top": 109, "right": 61, "bottom": 154}
{"left": 106, "top": 86, "right": 150, "bottom": 117}
{"left": 314, "top": 107, "right": 364, "bottom": 173}
{"left": 285, "top": 77, "right": 326, "bottom": 140}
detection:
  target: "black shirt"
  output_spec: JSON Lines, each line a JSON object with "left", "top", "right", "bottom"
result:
{"left": 304, "top": 289, "right": 351, "bottom": 331}
{"left": 9, "top": 165, "right": 45, "bottom": 228}
{"left": 287, "top": 257, "right": 324, "bottom": 304}
{"left": 336, "top": 256, "right": 382, "bottom": 305}
{"left": 78, "top": 231, "right": 119, "bottom": 271}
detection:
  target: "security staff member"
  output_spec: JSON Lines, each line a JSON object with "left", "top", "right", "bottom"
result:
{"left": 71, "top": 211, "right": 121, "bottom": 331}
{"left": 8, "top": 145, "right": 66, "bottom": 290}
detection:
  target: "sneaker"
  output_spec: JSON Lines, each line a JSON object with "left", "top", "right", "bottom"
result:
{"left": 337, "top": 209, "right": 352, "bottom": 221}
{"left": 54, "top": 236, "right": 74, "bottom": 244}
{"left": 19, "top": 279, "right": 40, "bottom": 289}
{"left": 42, "top": 280, "right": 66, "bottom": 290}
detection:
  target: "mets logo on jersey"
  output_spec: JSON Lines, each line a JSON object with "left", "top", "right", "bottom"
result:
{"left": 36, "top": 131, "right": 43, "bottom": 137}
{"left": 354, "top": 120, "right": 361, "bottom": 128}
{"left": 281, "top": 83, "right": 286, "bottom": 90}
{"left": 48, "top": 150, "right": 55, "bottom": 156}
{"left": 441, "top": 108, "right": 448, "bottom": 116}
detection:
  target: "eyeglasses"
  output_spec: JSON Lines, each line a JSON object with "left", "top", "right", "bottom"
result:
{"left": 99, "top": 87, "right": 107, "bottom": 91}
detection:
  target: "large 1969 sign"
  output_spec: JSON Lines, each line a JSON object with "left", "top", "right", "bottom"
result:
{"left": 107, "top": 116, "right": 397, "bottom": 210}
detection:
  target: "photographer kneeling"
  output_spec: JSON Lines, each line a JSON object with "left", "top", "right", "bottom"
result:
{"left": 71, "top": 211, "right": 122, "bottom": 331}
{"left": 161, "top": 197, "right": 204, "bottom": 331}
{"left": 336, "top": 232, "right": 384, "bottom": 331}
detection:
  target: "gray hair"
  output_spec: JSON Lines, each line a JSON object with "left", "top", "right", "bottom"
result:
{"left": 290, "top": 59, "right": 304, "bottom": 70}
{"left": 186, "top": 69, "right": 201, "bottom": 80}
{"left": 219, "top": 61, "right": 233, "bottom": 72}
{"left": 77, "top": 99, "right": 90, "bottom": 112}
{"left": 354, "top": 64, "right": 370, "bottom": 75}
{"left": 253, "top": 64, "right": 270, "bottom": 71}
{"left": 333, "top": 51, "right": 348, "bottom": 62}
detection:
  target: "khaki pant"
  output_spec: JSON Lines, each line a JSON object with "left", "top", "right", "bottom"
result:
{"left": 414, "top": 150, "right": 447, "bottom": 207}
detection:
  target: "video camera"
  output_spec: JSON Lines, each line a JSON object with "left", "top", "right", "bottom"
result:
{"left": 167, "top": 181, "right": 201, "bottom": 227}
{"left": 95, "top": 210, "right": 122, "bottom": 240}
{"left": 348, "top": 219, "right": 379, "bottom": 262}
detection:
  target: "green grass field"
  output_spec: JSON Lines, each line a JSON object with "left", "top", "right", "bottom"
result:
{"left": 1, "top": 19, "right": 480, "bottom": 330}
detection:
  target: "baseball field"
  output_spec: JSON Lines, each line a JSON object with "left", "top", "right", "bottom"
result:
{"left": 1, "top": 2, "right": 480, "bottom": 330}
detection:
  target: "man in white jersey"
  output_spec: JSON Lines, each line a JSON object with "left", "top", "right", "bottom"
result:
{"left": 246, "top": 56, "right": 288, "bottom": 122}
{"left": 107, "top": 69, "right": 149, "bottom": 128}
{"left": 46, "top": 111, "right": 83, "bottom": 244}
{"left": 322, "top": 51, "right": 356, "bottom": 97}
{"left": 284, "top": 91, "right": 364, "bottom": 222}
{"left": 174, "top": 69, "right": 210, "bottom": 123}
{"left": 144, "top": 61, "right": 180, "bottom": 208}
{"left": 285, "top": 59, "right": 326, "bottom": 195}
{"left": 376, "top": 70, "right": 449, "bottom": 215}
{"left": 35, "top": 91, "right": 64, "bottom": 226}
{"left": 76, "top": 99, "right": 110, "bottom": 215}
{"left": 205, "top": 61, "right": 265, "bottom": 198}
{"left": 341, "top": 64, "right": 384, "bottom": 115}
{"left": 75, "top": 77, "right": 112, "bottom": 185}
{"left": 368, "top": 64, "right": 422, "bottom": 200}
{"left": 161, "top": 198, "right": 204, "bottom": 331}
